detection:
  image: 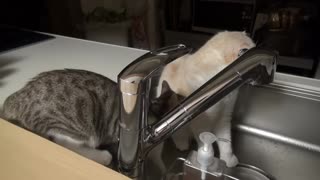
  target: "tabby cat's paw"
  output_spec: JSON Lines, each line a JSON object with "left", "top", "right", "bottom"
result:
{"left": 221, "top": 153, "right": 239, "bottom": 167}
{"left": 100, "top": 150, "right": 113, "bottom": 166}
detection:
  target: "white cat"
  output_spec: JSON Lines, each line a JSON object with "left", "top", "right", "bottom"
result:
{"left": 157, "top": 31, "right": 255, "bottom": 167}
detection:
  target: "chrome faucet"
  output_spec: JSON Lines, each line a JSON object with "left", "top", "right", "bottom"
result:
{"left": 117, "top": 45, "right": 277, "bottom": 179}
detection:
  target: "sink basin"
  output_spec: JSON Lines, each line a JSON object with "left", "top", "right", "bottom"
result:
{"left": 144, "top": 73, "right": 320, "bottom": 180}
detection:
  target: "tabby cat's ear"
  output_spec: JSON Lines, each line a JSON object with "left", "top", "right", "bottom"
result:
{"left": 161, "top": 80, "right": 172, "bottom": 95}
{"left": 160, "top": 80, "right": 184, "bottom": 101}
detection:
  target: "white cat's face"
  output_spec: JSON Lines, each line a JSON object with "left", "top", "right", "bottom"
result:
{"left": 209, "top": 31, "right": 255, "bottom": 64}
{"left": 196, "top": 31, "right": 256, "bottom": 82}
{"left": 220, "top": 31, "right": 256, "bottom": 64}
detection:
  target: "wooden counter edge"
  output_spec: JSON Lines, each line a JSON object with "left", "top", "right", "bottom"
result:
{"left": 0, "top": 118, "right": 130, "bottom": 180}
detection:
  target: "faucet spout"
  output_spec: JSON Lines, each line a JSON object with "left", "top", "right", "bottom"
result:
{"left": 117, "top": 46, "right": 277, "bottom": 179}
{"left": 148, "top": 48, "right": 277, "bottom": 146}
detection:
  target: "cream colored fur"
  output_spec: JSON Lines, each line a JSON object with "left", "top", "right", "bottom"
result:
{"left": 157, "top": 31, "right": 255, "bottom": 167}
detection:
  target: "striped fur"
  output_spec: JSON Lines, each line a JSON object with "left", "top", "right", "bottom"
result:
{"left": 2, "top": 69, "right": 119, "bottom": 166}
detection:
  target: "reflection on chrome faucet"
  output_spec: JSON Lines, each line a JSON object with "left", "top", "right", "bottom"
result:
{"left": 117, "top": 45, "right": 277, "bottom": 179}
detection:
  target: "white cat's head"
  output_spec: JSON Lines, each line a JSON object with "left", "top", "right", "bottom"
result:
{"left": 199, "top": 31, "right": 255, "bottom": 67}
{"left": 212, "top": 31, "right": 255, "bottom": 63}
{"left": 158, "top": 31, "right": 256, "bottom": 97}
{"left": 186, "top": 31, "right": 256, "bottom": 91}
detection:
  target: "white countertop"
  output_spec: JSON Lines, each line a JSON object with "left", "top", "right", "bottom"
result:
{"left": 1, "top": 33, "right": 319, "bottom": 108}
{"left": 0, "top": 34, "right": 147, "bottom": 107}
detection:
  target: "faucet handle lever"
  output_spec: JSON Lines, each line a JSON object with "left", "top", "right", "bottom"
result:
{"left": 118, "top": 44, "right": 192, "bottom": 82}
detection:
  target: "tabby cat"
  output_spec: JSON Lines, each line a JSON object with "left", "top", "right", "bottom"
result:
{"left": 2, "top": 69, "right": 120, "bottom": 166}
{"left": 2, "top": 69, "right": 176, "bottom": 168}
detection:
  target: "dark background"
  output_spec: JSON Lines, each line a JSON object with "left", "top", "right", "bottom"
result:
{"left": 1, "top": 0, "right": 319, "bottom": 78}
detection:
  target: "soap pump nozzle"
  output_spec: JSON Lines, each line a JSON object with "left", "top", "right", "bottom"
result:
{"left": 197, "top": 132, "right": 217, "bottom": 180}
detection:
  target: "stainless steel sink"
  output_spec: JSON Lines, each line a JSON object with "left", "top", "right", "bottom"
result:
{"left": 233, "top": 73, "right": 320, "bottom": 180}
{"left": 144, "top": 73, "right": 320, "bottom": 180}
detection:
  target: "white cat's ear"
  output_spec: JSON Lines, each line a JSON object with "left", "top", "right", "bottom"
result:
{"left": 242, "top": 31, "right": 250, "bottom": 37}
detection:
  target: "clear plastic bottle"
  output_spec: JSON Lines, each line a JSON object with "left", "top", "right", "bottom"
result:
{"left": 197, "top": 132, "right": 217, "bottom": 180}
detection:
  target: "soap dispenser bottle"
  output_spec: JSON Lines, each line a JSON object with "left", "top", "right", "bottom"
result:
{"left": 197, "top": 132, "right": 216, "bottom": 180}
{"left": 183, "top": 132, "right": 227, "bottom": 180}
